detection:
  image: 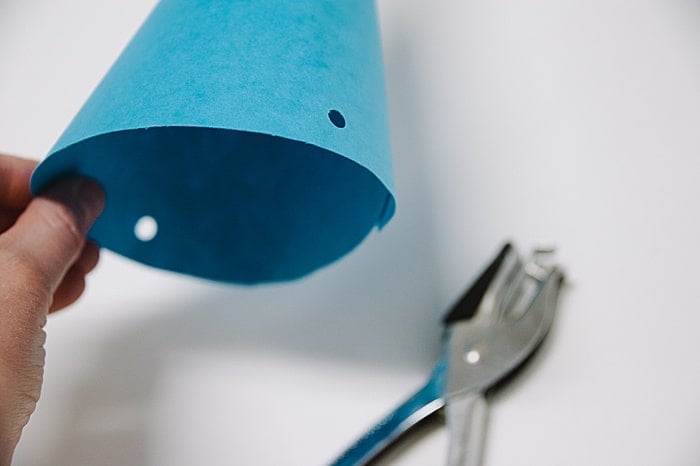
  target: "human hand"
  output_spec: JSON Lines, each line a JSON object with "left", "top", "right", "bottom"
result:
{"left": 0, "top": 154, "right": 105, "bottom": 465}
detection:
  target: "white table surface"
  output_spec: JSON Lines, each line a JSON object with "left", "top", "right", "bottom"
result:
{"left": 2, "top": 1, "right": 699, "bottom": 465}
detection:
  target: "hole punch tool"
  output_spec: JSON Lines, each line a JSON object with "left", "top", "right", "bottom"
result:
{"left": 330, "top": 243, "right": 565, "bottom": 466}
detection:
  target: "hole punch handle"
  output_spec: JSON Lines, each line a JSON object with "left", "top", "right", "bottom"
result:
{"left": 330, "top": 364, "right": 446, "bottom": 466}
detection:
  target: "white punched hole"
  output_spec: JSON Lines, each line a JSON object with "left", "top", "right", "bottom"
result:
{"left": 134, "top": 215, "right": 158, "bottom": 242}
{"left": 465, "top": 350, "right": 481, "bottom": 365}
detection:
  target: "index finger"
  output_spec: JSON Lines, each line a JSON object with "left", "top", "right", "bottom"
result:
{"left": 0, "top": 153, "right": 38, "bottom": 209}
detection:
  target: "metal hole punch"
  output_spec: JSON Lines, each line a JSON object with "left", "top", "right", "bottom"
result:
{"left": 330, "top": 243, "right": 565, "bottom": 466}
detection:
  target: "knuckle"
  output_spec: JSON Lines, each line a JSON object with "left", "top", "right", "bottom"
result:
{"left": 0, "top": 356, "right": 44, "bottom": 435}
{"left": 0, "top": 323, "right": 47, "bottom": 402}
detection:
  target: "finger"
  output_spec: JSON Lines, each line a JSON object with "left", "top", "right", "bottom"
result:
{"left": 0, "top": 154, "right": 37, "bottom": 209}
{"left": 49, "top": 265, "right": 86, "bottom": 313}
{"left": 0, "top": 207, "right": 22, "bottom": 232}
{"left": 0, "top": 177, "right": 105, "bottom": 294}
{"left": 74, "top": 240, "right": 100, "bottom": 275}
{"left": 48, "top": 242, "right": 100, "bottom": 313}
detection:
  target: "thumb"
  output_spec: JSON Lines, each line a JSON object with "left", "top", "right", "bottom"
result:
{"left": 1, "top": 177, "right": 105, "bottom": 295}
{"left": 0, "top": 177, "right": 103, "bottom": 464}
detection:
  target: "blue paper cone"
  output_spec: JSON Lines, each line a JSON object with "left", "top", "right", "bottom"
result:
{"left": 31, "top": 0, "right": 395, "bottom": 283}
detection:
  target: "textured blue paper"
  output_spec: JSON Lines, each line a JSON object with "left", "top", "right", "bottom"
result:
{"left": 31, "top": 0, "right": 395, "bottom": 283}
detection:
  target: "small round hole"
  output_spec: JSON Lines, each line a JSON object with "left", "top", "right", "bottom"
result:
{"left": 134, "top": 215, "right": 158, "bottom": 242}
{"left": 328, "top": 109, "right": 346, "bottom": 128}
{"left": 465, "top": 350, "right": 481, "bottom": 364}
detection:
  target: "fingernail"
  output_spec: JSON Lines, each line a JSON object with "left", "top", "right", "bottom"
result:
{"left": 41, "top": 176, "right": 106, "bottom": 231}
{"left": 73, "top": 178, "right": 106, "bottom": 222}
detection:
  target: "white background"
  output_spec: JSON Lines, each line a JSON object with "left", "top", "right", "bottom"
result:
{"left": 2, "top": 1, "right": 700, "bottom": 465}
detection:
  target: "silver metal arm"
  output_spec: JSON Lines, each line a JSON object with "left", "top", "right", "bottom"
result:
{"left": 446, "top": 392, "right": 488, "bottom": 466}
